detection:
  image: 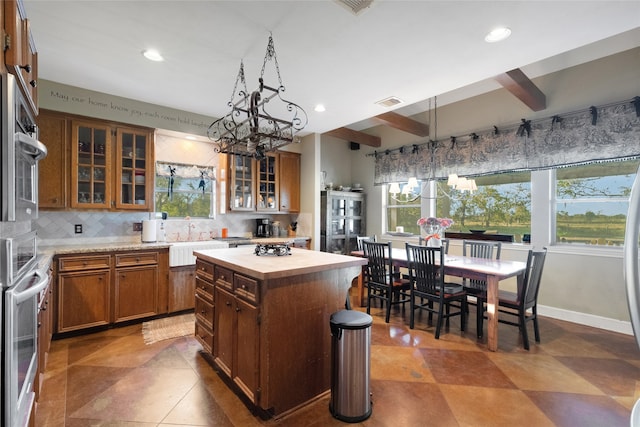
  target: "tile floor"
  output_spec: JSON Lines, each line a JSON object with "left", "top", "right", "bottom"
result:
{"left": 35, "top": 295, "right": 640, "bottom": 426}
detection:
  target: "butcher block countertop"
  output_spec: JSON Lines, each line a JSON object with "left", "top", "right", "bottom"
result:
{"left": 194, "top": 246, "right": 366, "bottom": 281}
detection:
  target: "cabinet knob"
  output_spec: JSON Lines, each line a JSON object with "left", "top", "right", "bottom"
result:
{"left": 83, "top": 262, "right": 88, "bottom": 266}
{"left": 225, "top": 301, "right": 231, "bottom": 307}
{"left": 235, "top": 307, "right": 240, "bottom": 312}
{"left": 19, "top": 63, "right": 31, "bottom": 73}
{"left": 136, "top": 257, "right": 140, "bottom": 262}
{"left": 30, "top": 79, "right": 37, "bottom": 88}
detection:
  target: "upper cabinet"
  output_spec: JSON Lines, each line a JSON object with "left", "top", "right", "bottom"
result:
{"left": 4, "top": 0, "right": 38, "bottom": 114}
{"left": 38, "top": 110, "right": 154, "bottom": 211}
{"left": 221, "top": 151, "right": 300, "bottom": 213}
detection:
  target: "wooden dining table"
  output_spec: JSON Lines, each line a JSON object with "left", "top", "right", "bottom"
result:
{"left": 351, "top": 247, "right": 527, "bottom": 351}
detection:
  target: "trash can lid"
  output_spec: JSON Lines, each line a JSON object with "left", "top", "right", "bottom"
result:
{"left": 330, "top": 310, "right": 373, "bottom": 329}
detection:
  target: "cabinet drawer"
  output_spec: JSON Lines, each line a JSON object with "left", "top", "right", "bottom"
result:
{"left": 235, "top": 274, "right": 259, "bottom": 304}
{"left": 195, "top": 294, "right": 214, "bottom": 330}
{"left": 195, "top": 322, "right": 213, "bottom": 354}
{"left": 58, "top": 255, "right": 111, "bottom": 272}
{"left": 115, "top": 251, "right": 158, "bottom": 267}
{"left": 195, "top": 277, "right": 214, "bottom": 303}
{"left": 215, "top": 266, "right": 233, "bottom": 291}
{"left": 195, "top": 259, "right": 214, "bottom": 280}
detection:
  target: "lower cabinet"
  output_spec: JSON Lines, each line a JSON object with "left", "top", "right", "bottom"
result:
{"left": 55, "top": 248, "right": 168, "bottom": 334}
{"left": 169, "top": 265, "right": 196, "bottom": 312}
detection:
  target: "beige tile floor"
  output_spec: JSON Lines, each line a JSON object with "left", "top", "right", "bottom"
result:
{"left": 35, "top": 297, "right": 640, "bottom": 426}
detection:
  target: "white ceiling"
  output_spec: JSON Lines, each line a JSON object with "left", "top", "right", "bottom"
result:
{"left": 23, "top": 1, "right": 640, "bottom": 137}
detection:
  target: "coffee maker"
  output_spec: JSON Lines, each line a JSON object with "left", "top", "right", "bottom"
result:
{"left": 256, "top": 218, "right": 272, "bottom": 237}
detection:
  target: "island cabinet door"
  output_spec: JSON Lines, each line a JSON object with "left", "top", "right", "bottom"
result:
{"left": 214, "top": 287, "right": 235, "bottom": 378}
{"left": 234, "top": 297, "right": 259, "bottom": 404}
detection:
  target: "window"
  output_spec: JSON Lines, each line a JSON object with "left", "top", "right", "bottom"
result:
{"left": 555, "top": 160, "right": 639, "bottom": 246}
{"left": 386, "top": 180, "right": 422, "bottom": 234}
{"left": 436, "top": 172, "right": 531, "bottom": 242}
{"left": 154, "top": 163, "right": 215, "bottom": 218}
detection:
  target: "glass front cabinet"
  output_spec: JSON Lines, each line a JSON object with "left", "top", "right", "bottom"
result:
{"left": 321, "top": 190, "right": 366, "bottom": 254}
{"left": 71, "top": 120, "right": 153, "bottom": 210}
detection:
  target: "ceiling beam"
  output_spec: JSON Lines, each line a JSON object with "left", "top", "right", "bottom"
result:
{"left": 495, "top": 68, "right": 546, "bottom": 112}
{"left": 372, "top": 111, "right": 430, "bottom": 137}
{"left": 324, "top": 127, "right": 381, "bottom": 147}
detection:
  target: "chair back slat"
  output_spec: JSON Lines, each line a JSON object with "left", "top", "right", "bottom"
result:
{"left": 357, "top": 235, "right": 377, "bottom": 251}
{"left": 462, "top": 240, "right": 501, "bottom": 290}
{"left": 406, "top": 243, "right": 444, "bottom": 295}
{"left": 362, "top": 241, "right": 392, "bottom": 285}
{"left": 418, "top": 237, "right": 450, "bottom": 254}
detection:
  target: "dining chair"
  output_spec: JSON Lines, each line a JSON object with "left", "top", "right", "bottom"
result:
{"left": 462, "top": 240, "right": 501, "bottom": 338}
{"left": 404, "top": 243, "right": 467, "bottom": 338}
{"left": 356, "top": 235, "right": 377, "bottom": 251}
{"left": 418, "top": 236, "right": 450, "bottom": 254}
{"left": 362, "top": 241, "right": 411, "bottom": 323}
{"left": 497, "top": 248, "right": 547, "bottom": 350}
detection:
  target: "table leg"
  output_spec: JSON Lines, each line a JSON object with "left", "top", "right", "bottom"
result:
{"left": 486, "top": 275, "right": 499, "bottom": 351}
{"left": 357, "top": 266, "right": 366, "bottom": 307}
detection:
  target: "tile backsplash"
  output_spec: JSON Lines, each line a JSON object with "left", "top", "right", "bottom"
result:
{"left": 35, "top": 211, "right": 308, "bottom": 246}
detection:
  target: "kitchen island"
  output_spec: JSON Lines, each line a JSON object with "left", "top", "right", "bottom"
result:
{"left": 193, "top": 246, "right": 366, "bottom": 419}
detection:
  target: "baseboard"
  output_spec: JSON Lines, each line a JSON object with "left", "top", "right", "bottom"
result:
{"left": 537, "top": 304, "right": 634, "bottom": 335}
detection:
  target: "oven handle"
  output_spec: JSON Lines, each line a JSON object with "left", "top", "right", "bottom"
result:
{"left": 14, "top": 270, "right": 48, "bottom": 304}
{"left": 15, "top": 132, "right": 48, "bottom": 161}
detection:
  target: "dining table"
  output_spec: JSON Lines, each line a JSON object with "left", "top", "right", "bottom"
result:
{"left": 351, "top": 247, "right": 528, "bottom": 351}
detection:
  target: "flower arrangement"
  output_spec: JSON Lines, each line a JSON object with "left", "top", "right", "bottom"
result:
{"left": 417, "top": 217, "right": 454, "bottom": 247}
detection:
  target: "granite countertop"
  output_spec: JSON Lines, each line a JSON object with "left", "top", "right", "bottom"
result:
{"left": 40, "top": 241, "right": 172, "bottom": 256}
{"left": 194, "top": 246, "right": 366, "bottom": 281}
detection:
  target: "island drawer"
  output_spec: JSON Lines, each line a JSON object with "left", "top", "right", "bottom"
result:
{"left": 214, "top": 266, "right": 234, "bottom": 291}
{"left": 58, "top": 254, "right": 111, "bottom": 272}
{"left": 115, "top": 251, "right": 158, "bottom": 267}
{"left": 195, "top": 294, "right": 214, "bottom": 330}
{"left": 195, "top": 259, "right": 214, "bottom": 281}
{"left": 195, "top": 322, "right": 213, "bottom": 354}
{"left": 235, "top": 274, "right": 258, "bottom": 304}
{"left": 195, "top": 277, "right": 214, "bottom": 303}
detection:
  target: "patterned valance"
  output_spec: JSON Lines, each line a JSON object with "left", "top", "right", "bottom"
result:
{"left": 374, "top": 98, "right": 640, "bottom": 185}
{"left": 156, "top": 161, "right": 215, "bottom": 180}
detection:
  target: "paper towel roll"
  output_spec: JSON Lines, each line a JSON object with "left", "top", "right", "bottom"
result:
{"left": 142, "top": 220, "right": 157, "bottom": 242}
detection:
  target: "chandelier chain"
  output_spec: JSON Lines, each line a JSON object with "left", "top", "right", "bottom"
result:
{"left": 260, "top": 34, "right": 283, "bottom": 86}
{"left": 229, "top": 60, "right": 248, "bottom": 106}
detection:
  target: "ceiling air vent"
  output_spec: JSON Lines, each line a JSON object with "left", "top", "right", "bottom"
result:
{"left": 375, "top": 96, "right": 404, "bottom": 108}
{"left": 335, "top": 0, "right": 374, "bottom": 15}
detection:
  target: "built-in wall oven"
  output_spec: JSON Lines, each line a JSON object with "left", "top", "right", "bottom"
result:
{"left": 1, "top": 231, "right": 48, "bottom": 427}
{"left": 1, "top": 73, "right": 47, "bottom": 222}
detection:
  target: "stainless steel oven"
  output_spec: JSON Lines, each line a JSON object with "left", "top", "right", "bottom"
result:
{"left": 1, "top": 229, "right": 46, "bottom": 427}
{"left": 1, "top": 73, "right": 47, "bottom": 222}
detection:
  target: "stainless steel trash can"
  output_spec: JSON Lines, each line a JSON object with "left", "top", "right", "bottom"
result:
{"left": 329, "top": 310, "right": 373, "bottom": 422}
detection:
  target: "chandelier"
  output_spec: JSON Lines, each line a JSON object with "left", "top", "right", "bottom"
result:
{"left": 207, "top": 34, "right": 308, "bottom": 159}
{"left": 389, "top": 174, "right": 477, "bottom": 202}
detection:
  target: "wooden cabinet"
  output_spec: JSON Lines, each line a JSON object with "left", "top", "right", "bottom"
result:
{"left": 213, "top": 272, "right": 259, "bottom": 404}
{"left": 321, "top": 190, "right": 366, "bottom": 254}
{"left": 168, "top": 265, "right": 196, "bottom": 312}
{"left": 57, "top": 254, "right": 111, "bottom": 333}
{"left": 4, "top": 0, "right": 38, "bottom": 113}
{"left": 55, "top": 248, "right": 168, "bottom": 334}
{"left": 221, "top": 151, "right": 300, "bottom": 213}
{"left": 114, "top": 252, "right": 160, "bottom": 322}
{"left": 38, "top": 111, "right": 154, "bottom": 211}
{"left": 278, "top": 151, "right": 300, "bottom": 213}
{"left": 37, "top": 111, "right": 67, "bottom": 208}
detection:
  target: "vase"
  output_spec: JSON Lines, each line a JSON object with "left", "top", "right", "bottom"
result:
{"left": 422, "top": 224, "right": 443, "bottom": 248}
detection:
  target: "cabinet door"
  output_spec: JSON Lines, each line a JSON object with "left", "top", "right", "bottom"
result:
{"left": 168, "top": 266, "right": 196, "bottom": 312}
{"left": 58, "top": 269, "right": 111, "bottom": 333}
{"left": 278, "top": 151, "right": 300, "bottom": 213}
{"left": 229, "top": 155, "right": 255, "bottom": 211}
{"left": 114, "top": 265, "right": 159, "bottom": 322}
{"left": 214, "top": 287, "right": 235, "bottom": 377}
{"left": 234, "top": 297, "right": 259, "bottom": 404}
{"left": 256, "top": 153, "right": 278, "bottom": 211}
{"left": 38, "top": 112, "right": 67, "bottom": 208}
{"left": 115, "top": 127, "right": 153, "bottom": 209}
{"left": 71, "top": 121, "right": 112, "bottom": 208}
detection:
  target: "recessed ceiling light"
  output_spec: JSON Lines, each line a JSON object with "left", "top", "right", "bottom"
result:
{"left": 142, "top": 49, "right": 164, "bottom": 61}
{"left": 485, "top": 27, "right": 512, "bottom": 43}
{"left": 314, "top": 104, "right": 326, "bottom": 112}
{"left": 375, "top": 96, "right": 403, "bottom": 108}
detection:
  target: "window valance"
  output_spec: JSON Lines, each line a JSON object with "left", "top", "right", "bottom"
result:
{"left": 156, "top": 161, "right": 216, "bottom": 180}
{"left": 373, "top": 98, "right": 640, "bottom": 185}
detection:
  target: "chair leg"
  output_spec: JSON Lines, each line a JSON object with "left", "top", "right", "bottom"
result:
{"left": 461, "top": 298, "right": 467, "bottom": 332}
{"left": 477, "top": 298, "right": 484, "bottom": 339}
{"left": 520, "top": 310, "right": 530, "bottom": 350}
{"left": 435, "top": 302, "right": 445, "bottom": 339}
{"left": 409, "top": 296, "right": 415, "bottom": 329}
{"left": 385, "top": 291, "right": 392, "bottom": 323}
{"left": 532, "top": 307, "right": 541, "bottom": 343}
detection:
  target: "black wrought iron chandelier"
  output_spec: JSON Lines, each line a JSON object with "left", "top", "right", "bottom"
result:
{"left": 207, "top": 34, "right": 308, "bottom": 158}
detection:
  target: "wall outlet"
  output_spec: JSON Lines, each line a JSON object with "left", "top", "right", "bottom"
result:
{"left": 133, "top": 222, "right": 143, "bottom": 232}
{"left": 74, "top": 224, "right": 83, "bottom": 234}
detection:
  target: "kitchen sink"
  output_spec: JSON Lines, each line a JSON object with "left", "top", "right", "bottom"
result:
{"left": 169, "top": 240, "right": 229, "bottom": 267}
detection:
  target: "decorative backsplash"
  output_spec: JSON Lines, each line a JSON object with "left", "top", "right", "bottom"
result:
{"left": 35, "top": 211, "right": 309, "bottom": 246}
